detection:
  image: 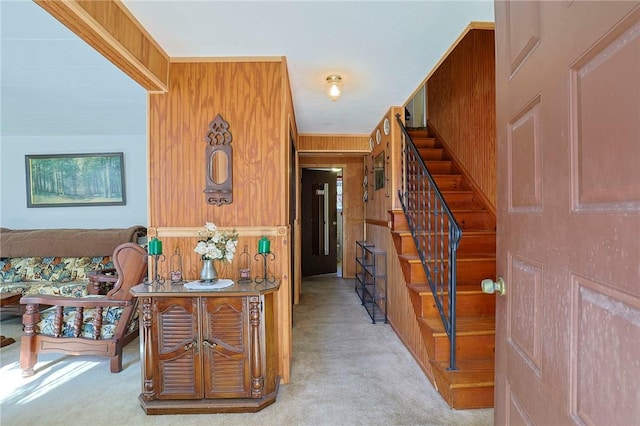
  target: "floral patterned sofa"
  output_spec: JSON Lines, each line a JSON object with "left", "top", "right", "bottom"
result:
{"left": 0, "top": 226, "right": 146, "bottom": 310}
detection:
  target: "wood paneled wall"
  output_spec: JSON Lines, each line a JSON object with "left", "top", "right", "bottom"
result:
{"left": 298, "top": 134, "right": 369, "bottom": 153}
{"left": 149, "top": 60, "right": 285, "bottom": 228}
{"left": 148, "top": 59, "right": 292, "bottom": 383}
{"left": 298, "top": 153, "right": 365, "bottom": 279}
{"left": 427, "top": 29, "right": 496, "bottom": 212}
{"left": 366, "top": 223, "right": 434, "bottom": 382}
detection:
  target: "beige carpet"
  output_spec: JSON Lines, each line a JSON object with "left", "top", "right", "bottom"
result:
{"left": 0, "top": 275, "right": 493, "bottom": 425}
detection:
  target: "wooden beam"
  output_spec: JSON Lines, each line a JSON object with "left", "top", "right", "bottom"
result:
{"left": 34, "top": 0, "right": 169, "bottom": 92}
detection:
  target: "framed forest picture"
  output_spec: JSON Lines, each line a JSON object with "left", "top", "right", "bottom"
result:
{"left": 25, "top": 152, "right": 126, "bottom": 208}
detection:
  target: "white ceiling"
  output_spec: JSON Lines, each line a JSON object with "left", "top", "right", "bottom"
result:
{"left": 1, "top": 0, "right": 494, "bottom": 137}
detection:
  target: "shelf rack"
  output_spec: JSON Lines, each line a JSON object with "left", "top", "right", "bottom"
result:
{"left": 355, "top": 240, "right": 387, "bottom": 324}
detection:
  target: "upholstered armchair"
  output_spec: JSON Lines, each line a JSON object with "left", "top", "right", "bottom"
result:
{"left": 20, "top": 243, "right": 147, "bottom": 376}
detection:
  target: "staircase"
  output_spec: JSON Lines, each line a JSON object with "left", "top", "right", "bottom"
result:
{"left": 390, "top": 127, "right": 496, "bottom": 409}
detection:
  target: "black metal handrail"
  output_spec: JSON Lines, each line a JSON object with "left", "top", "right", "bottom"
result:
{"left": 395, "top": 114, "right": 461, "bottom": 371}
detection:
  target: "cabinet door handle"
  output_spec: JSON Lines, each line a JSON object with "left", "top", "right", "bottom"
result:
{"left": 183, "top": 341, "right": 197, "bottom": 351}
{"left": 202, "top": 340, "right": 217, "bottom": 349}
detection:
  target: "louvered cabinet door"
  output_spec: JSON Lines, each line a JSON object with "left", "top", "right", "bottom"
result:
{"left": 200, "top": 296, "right": 252, "bottom": 398}
{"left": 152, "top": 297, "right": 202, "bottom": 400}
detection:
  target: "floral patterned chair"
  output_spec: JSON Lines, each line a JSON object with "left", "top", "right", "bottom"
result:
{"left": 19, "top": 243, "right": 148, "bottom": 377}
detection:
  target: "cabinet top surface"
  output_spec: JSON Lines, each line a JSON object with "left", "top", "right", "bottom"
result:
{"left": 130, "top": 280, "right": 280, "bottom": 297}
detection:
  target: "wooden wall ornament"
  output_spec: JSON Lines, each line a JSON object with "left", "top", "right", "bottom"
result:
{"left": 204, "top": 114, "right": 233, "bottom": 205}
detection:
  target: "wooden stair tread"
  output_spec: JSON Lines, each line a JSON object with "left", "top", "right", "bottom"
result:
{"left": 407, "top": 282, "right": 486, "bottom": 296}
{"left": 406, "top": 208, "right": 490, "bottom": 215}
{"left": 399, "top": 253, "right": 496, "bottom": 262}
{"left": 421, "top": 316, "right": 495, "bottom": 336}
{"left": 431, "top": 359, "right": 495, "bottom": 388}
{"left": 394, "top": 229, "right": 495, "bottom": 237}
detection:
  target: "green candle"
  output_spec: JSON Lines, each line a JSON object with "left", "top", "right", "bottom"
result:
{"left": 149, "top": 237, "right": 162, "bottom": 255}
{"left": 258, "top": 236, "right": 270, "bottom": 254}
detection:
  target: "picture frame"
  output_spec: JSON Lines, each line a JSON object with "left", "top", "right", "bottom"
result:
{"left": 374, "top": 151, "right": 385, "bottom": 191}
{"left": 25, "top": 152, "right": 126, "bottom": 208}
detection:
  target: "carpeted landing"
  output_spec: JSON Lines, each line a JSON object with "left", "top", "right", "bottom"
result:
{"left": 0, "top": 275, "right": 492, "bottom": 425}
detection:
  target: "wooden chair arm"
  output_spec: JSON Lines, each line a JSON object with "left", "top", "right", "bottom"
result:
{"left": 20, "top": 295, "right": 132, "bottom": 308}
{"left": 88, "top": 269, "right": 119, "bottom": 295}
{"left": 89, "top": 269, "right": 118, "bottom": 282}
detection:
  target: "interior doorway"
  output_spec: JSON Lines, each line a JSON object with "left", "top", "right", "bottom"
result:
{"left": 301, "top": 168, "right": 342, "bottom": 277}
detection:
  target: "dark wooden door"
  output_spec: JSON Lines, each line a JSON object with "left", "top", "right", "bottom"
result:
{"left": 301, "top": 169, "right": 338, "bottom": 276}
{"left": 494, "top": 1, "right": 640, "bottom": 424}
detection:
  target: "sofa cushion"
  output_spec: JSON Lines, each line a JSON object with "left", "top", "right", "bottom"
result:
{"left": 34, "top": 298, "right": 139, "bottom": 339}
{"left": 0, "top": 256, "right": 112, "bottom": 284}
{"left": 0, "top": 281, "right": 89, "bottom": 297}
{"left": 36, "top": 303, "right": 122, "bottom": 339}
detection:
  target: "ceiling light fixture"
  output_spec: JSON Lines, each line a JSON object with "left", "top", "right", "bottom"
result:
{"left": 325, "top": 75, "right": 343, "bottom": 101}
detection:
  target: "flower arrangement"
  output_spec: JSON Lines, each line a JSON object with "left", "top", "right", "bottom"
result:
{"left": 194, "top": 222, "right": 239, "bottom": 262}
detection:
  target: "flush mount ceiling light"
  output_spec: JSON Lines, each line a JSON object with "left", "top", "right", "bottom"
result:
{"left": 325, "top": 75, "right": 343, "bottom": 101}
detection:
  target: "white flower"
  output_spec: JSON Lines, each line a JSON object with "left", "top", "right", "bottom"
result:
{"left": 194, "top": 223, "right": 238, "bottom": 261}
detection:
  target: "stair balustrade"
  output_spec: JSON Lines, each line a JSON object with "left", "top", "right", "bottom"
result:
{"left": 395, "top": 114, "right": 461, "bottom": 371}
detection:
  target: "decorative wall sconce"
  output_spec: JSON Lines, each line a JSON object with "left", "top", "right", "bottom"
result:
{"left": 203, "top": 114, "right": 233, "bottom": 205}
{"left": 326, "top": 75, "right": 343, "bottom": 101}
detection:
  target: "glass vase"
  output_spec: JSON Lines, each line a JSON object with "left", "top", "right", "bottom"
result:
{"left": 199, "top": 258, "right": 218, "bottom": 284}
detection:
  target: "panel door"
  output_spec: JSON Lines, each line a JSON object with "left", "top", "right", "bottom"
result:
{"left": 153, "top": 297, "right": 202, "bottom": 400}
{"left": 494, "top": 1, "right": 640, "bottom": 424}
{"left": 201, "top": 296, "right": 251, "bottom": 398}
{"left": 301, "top": 169, "right": 338, "bottom": 276}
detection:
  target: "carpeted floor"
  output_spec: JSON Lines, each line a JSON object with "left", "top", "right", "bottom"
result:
{"left": 0, "top": 275, "right": 493, "bottom": 425}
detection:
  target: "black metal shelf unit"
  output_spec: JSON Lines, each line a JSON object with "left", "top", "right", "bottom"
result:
{"left": 355, "top": 240, "right": 387, "bottom": 324}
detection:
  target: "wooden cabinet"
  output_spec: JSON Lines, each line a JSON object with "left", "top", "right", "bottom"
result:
{"left": 131, "top": 281, "right": 280, "bottom": 414}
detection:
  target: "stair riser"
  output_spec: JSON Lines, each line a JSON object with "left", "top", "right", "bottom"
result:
{"left": 407, "top": 174, "right": 463, "bottom": 189}
{"left": 389, "top": 211, "right": 408, "bottom": 232}
{"left": 406, "top": 259, "right": 496, "bottom": 283}
{"left": 402, "top": 211, "right": 494, "bottom": 231}
{"left": 459, "top": 234, "right": 496, "bottom": 255}
{"left": 403, "top": 190, "right": 487, "bottom": 211}
{"left": 449, "top": 212, "right": 495, "bottom": 231}
{"left": 456, "top": 260, "right": 496, "bottom": 281}
{"left": 432, "top": 175, "right": 469, "bottom": 190}
{"left": 411, "top": 138, "right": 438, "bottom": 149}
{"left": 408, "top": 291, "right": 424, "bottom": 321}
{"left": 395, "top": 232, "right": 495, "bottom": 256}
{"left": 422, "top": 330, "right": 496, "bottom": 362}
{"left": 449, "top": 387, "right": 494, "bottom": 410}
{"left": 432, "top": 373, "right": 495, "bottom": 410}
{"left": 425, "top": 161, "right": 454, "bottom": 174}
{"left": 393, "top": 233, "right": 417, "bottom": 255}
{"left": 440, "top": 192, "right": 487, "bottom": 210}
{"left": 417, "top": 149, "right": 446, "bottom": 160}
{"left": 419, "top": 293, "right": 496, "bottom": 317}
{"left": 401, "top": 261, "right": 424, "bottom": 283}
